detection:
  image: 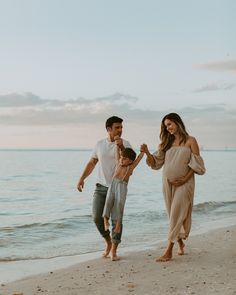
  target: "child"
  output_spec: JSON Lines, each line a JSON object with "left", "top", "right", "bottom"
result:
{"left": 103, "top": 136, "right": 144, "bottom": 261}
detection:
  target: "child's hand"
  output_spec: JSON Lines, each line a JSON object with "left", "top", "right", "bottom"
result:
{"left": 114, "top": 136, "right": 123, "bottom": 147}
{"left": 140, "top": 144, "right": 149, "bottom": 153}
{"left": 114, "top": 135, "right": 120, "bottom": 141}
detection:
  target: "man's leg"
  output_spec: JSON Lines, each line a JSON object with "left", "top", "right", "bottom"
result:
{"left": 111, "top": 220, "right": 122, "bottom": 261}
{"left": 92, "top": 184, "right": 111, "bottom": 257}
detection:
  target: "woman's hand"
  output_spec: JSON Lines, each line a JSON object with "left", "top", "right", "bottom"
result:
{"left": 140, "top": 143, "right": 149, "bottom": 154}
{"left": 170, "top": 169, "right": 194, "bottom": 187}
{"left": 169, "top": 176, "right": 187, "bottom": 187}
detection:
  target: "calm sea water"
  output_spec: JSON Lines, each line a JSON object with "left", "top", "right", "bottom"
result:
{"left": 0, "top": 150, "right": 236, "bottom": 263}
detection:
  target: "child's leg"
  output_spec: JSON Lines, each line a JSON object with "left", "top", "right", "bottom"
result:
{"left": 111, "top": 183, "right": 127, "bottom": 231}
{"left": 102, "top": 185, "right": 115, "bottom": 231}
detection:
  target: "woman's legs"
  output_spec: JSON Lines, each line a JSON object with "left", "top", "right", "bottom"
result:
{"left": 177, "top": 238, "right": 185, "bottom": 255}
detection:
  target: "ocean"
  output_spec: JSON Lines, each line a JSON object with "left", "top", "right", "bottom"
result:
{"left": 0, "top": 149, "right": 236, "bottom": 281}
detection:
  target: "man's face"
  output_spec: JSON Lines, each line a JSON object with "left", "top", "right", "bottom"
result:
{"left": 107, "top": 122, "right": 123, "bottom": 138}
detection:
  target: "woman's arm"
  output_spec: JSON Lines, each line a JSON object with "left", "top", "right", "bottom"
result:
{"left": 189, "top": 136, "right": 200, "bottom": 155}
{"left": 170, "top": 137, "right": 201, "bottom": 187}
{"left": 140, "top": 144, "right": 156, "bottom": 167}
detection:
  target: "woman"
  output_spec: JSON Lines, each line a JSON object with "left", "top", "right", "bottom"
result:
{"left": 141, "top": 113, "right": 205, "bottom": 262}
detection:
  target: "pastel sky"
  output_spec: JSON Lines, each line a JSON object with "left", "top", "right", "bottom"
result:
{"left": 0, "top": 0, "right": 235, "bottom": 148}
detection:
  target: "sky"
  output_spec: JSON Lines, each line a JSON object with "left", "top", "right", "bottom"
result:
{"left": 0, "top": 0, "right": 235, "bottom": 149}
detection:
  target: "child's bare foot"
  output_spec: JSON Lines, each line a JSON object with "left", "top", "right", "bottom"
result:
{"left": 102, "top": 237, "right": 112, "bottom": 258}
{"left": 156, "top": 253, "right": 172, "bottom": 262}
{"left": 111, "top": 255, "right": 120, "bottom": 261}
{"left": 177, "top": 239, "right": 185, "bottom": 255}
{"left": 114, "top": 221, "right": 121, "bottom": 233}
{"left": 104, "top": 217, "right": 110, "bottom": 231}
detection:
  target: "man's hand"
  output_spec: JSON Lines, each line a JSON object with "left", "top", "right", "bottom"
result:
{"left": 77, "top": 179, "right": 84, "bottom": 192}
{"left": 114, "top": 136, "right": 123, "bottom": 148}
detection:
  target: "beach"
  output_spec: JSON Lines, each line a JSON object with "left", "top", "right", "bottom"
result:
{"left": 1, "top": 225, "right": 236, "bottom": 295}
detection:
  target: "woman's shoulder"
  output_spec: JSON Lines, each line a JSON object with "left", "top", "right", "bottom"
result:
{"left": 186, "top": 136, "right": 200, "bottom": 155}
{"left": 186, "top": 136, "right": 197, "bottom": 145}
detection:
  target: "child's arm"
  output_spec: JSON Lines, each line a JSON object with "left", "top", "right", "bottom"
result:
{"left": 115, "top": 143, "right": 121, "bottom": 164}
{"left": 132, "top": 151, "right": 144, "bottom": 169}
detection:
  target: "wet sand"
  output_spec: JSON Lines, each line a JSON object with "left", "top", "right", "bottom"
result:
{"left": 1, "top": 225, "right": 236, "bottom": 295}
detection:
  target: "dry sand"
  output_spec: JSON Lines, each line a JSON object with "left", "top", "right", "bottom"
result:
{"left": 1, "top": 225, "right": 236, "bottom": 295}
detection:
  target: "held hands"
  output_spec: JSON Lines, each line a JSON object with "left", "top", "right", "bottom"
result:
{"left": 140, "top": 143, "right": 149, "bottom": 154}
{"left": 114, "top": 136, "right": 123, "bottom": 148}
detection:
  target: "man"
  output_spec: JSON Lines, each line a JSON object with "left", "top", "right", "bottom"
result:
{"left": 77, "top": 116, "right": 131, "bottom": 259}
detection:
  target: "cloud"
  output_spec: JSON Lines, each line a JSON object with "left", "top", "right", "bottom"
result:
{"left": 195, "top": 60, "right": 236, "bottom": 73}
{"left": 0, "top": 92, "right": 159, "bottom": 125}
{"left": 193, "top": 82, "right": 236, "bottom": 93}
{"left": 0, "top": 92, "right": 236, "bottom": 149}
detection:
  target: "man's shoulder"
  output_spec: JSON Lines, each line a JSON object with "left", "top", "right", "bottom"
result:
{"left": 94, "top": 138, "right": 108, "bottom": 149}
{"left": 123, "top": 138, "right": 132, "bottom": 147}
{"left": 96, "top": 138, "right": 107, "bottom": 145}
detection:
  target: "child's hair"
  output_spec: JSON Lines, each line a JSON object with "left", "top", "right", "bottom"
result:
{"left": 121, "top": 148, "right": 136, "bottom": 161}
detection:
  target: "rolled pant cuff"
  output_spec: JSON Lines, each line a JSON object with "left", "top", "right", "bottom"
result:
{"left": 112, "top": 238, "right": 121, "bottom": 245}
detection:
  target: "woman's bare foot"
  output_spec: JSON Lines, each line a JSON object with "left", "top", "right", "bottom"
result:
{"left": 111, "top": 255, "right": 120, "bottom": 261}
{"left": 102, "top": 237, "right": 112, "bottom": 258}
{"left": 104, "top": 217, "right": 110, "bottom": 231}
{"left": 156, "top": 241, "right": 174, "bottom": 262}
{"left": 156, "top": 253, "right": 172, "bottom": 262}
{"left": 177, "top": 239, "right": 185, "bottom": 255}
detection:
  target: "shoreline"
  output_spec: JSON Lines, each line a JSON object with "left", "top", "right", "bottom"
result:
{"left": 1, "top": 222, "right": 236, "bottom": 295}
{"left": 1, "top": 215, "right": 236, "bottom": 285}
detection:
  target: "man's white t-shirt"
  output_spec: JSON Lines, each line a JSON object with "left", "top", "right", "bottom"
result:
{"left": 91, "top": 138, "right": 132, "bottom": 187}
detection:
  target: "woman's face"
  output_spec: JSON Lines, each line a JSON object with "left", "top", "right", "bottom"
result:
{"left": 164, "top": 119, "right": 178, "bottom": 135}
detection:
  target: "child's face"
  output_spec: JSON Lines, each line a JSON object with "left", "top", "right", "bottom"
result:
{"left": 120, "top": 156, "right": 133, "bottom": 166}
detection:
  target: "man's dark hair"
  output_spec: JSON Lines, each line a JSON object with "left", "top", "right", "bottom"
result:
{"left": 121, "top": 148, "right": 136, "bottom": 161}
{"left": 105, "top": 116, "right": 123, "bottom": 129}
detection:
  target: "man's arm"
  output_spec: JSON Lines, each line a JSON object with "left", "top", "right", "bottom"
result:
{"left": 77, "top": 157, "right": 98, "bottom": 192}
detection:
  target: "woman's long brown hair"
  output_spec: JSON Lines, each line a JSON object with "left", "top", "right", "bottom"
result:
{"left": 159, "top": 113, "right": 189, "bottom": 152}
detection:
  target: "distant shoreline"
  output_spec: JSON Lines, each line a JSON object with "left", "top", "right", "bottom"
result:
{"left": 0, "top": 148, "right": 236, "bottom": 152}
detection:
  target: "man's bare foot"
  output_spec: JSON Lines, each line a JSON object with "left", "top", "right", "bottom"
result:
{"left": 177, "top": 239, "right": 185, "bottom": 255}
{"left": 114, "top": 222, "right": 121, "bottom": 233}
{"left": 104, "top": 217, "right": 110, "bottom": 231}
{"left": 156, "top": 253, "right": 172, "bottom": 262}
{"left": 102, "top": 238, "right": 112, "bottom": 258}
{"left": 111, "top": 255, "right": 120, "bottom": 261}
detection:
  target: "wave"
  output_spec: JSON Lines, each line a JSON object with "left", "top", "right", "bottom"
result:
{"left": 0, "top": 215, "right": 92, "bottom": 232}
{"left": 193, "top": 200, "right": 236, "bottom": 213}
{"left": 0, "top": 252, "right": 91, "bottom": 262}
